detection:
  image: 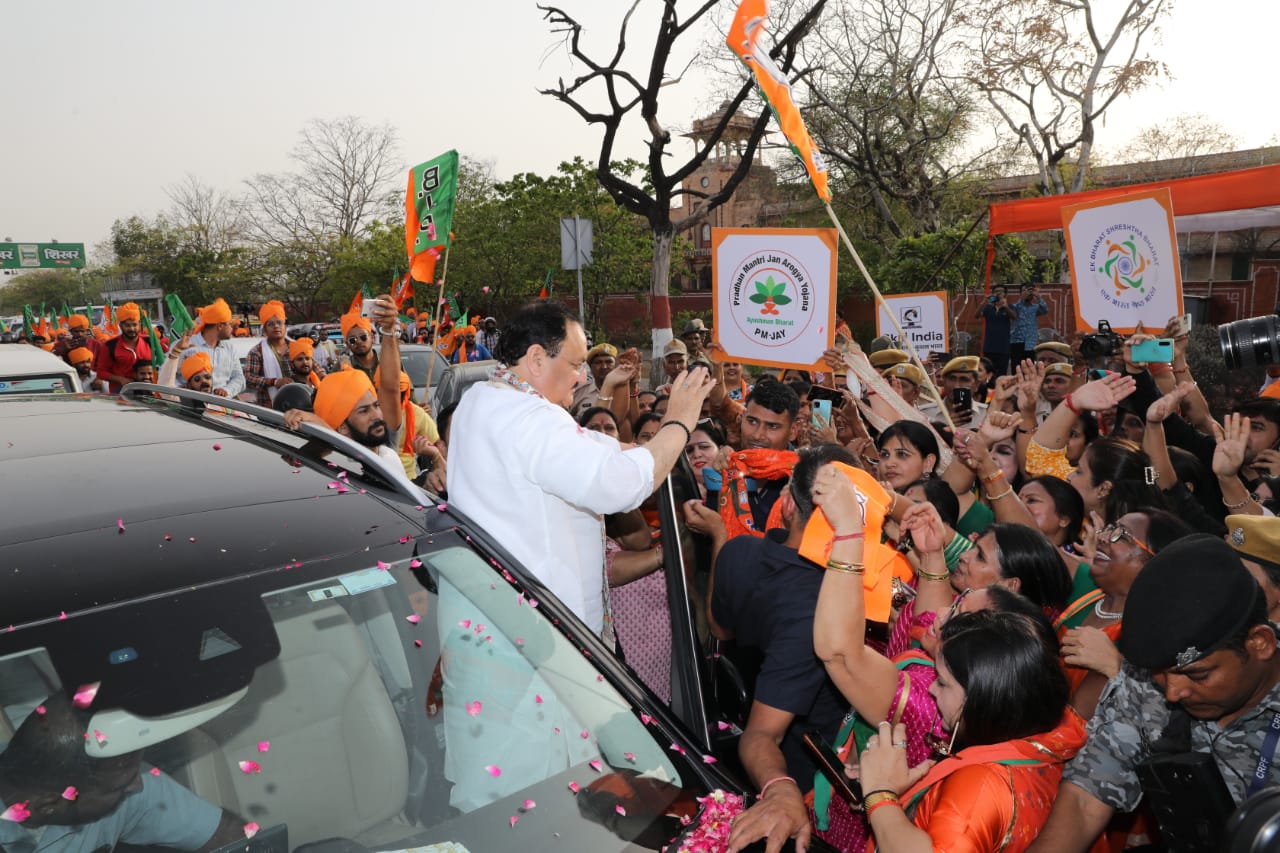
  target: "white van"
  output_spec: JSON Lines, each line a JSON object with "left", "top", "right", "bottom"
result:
{"left": 0, "top": 345, "right": 83, "bottom": 395}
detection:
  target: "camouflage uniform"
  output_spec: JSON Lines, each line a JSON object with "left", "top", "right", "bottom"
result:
{"left": 1063, "top": 662, "right": 1280, "bottom": 810}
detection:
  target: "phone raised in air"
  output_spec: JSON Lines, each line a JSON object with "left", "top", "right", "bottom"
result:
{"left": 1130, "top": 338, "right": 1175, "bottom": 364}
{"left": 812, "top": 399, "right": 833, "bottom": 430}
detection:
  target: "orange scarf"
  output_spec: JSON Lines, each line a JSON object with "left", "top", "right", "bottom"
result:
{"left": 717, "top": 448, "right": 799, "bottom": 539}
{"left": 400, "top": 395, "right": 417, "bottom": 456}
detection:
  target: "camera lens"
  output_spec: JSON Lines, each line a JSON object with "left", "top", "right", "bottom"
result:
{"left": 1219, "top": 315, "right": 1280, "bottom": 370}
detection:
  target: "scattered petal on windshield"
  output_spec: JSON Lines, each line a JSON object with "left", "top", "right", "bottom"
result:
{"left": 567, "top": 781, "right": 580, "bottom": 794}
{"left": 474, "top": 624, "right": 485, "bottom": 633}
{"left": 414, "top": 640, "right": 423, "bottom": 647}
{"left": 59, "top": 612, "right": 67, "bottom": 620}
{"left": 588, "top": 760, "right": 602, "bottom": 772}
{"left": 257, "top": 742, "right": 270, "bottom": 753}
{"left": 624, "top": 752, "right": 636, "bottom": 762}
{"left": 615, "top": 804, "right": 627, "bottom": 817}
{"left": 398, "top": 536, "right": 411, "bottom": 544}
{"left": 243, "top": 822, "right": 260, "bottom": 839}
{"left": 212, "top": 444, "right": 222, "bottom": 451}
{"left": 117, "top": 519, "right": 126, "bottom": 533}
{"left": 702, "top": 755, "right": 718, "bottom": 764}
{"left": 485, "top": 765, "right": 502, "bottom": 777}
{"left": 35, "top": 706, "right": 46, "bottom": 716}
{"left": 164, "top": 535, "right": 172, "bottom": 541}
{"left": 72, "top": 683, "right": 99, "bottom": 708}
{"left": 640, "top": 714, "right": 653, "bottom": 725}
{"left": 377, "top": 561, "right": 391, "bottom": 571}
{"left": 459, "top": 619, "right": 472, "bottom": 629}
{"left": 508, "top": 815, "right": 518, "bottom": 828}
{"left": 405, "top": 614, "right": 421, "bottom": 624}
{"left": 522, "top": 799, "right": 536, "bottom": 810}
{"left": 717, "top": 721, "right": 732, "bottom": 731}
{"left": 553, "top": 727, "right": 561, "bottom": 733}
{"left": 409, "top": 559, "right": 423, "bottom": 568}
{"left": 596, "top": 675, "right": 604, "bottom": 682}
{"left": 580, "top": 730, "right": 590, "bottom": 739}
{"left": 515, "top": 638, "right": 525, "bottom": 645}
{"left": 437, "top": 504, "right": 448, "bottom": 511}
{"left": 0, "top": 802, "right": 31, "bottom": 822}
{"left": 669, "top": 744, "right": 685, "bottom": 755}
{"left": 466, "top": 701, "right": 482, "bottom": 717}
{"left": 535, "top": 694, "right": 544, "bottom": 704}
{"left": 149, "top": 768, "right": 161, "bottom": 777}
{"left": 61, "top": 787, "right": 77, "bottom": 800}
{"left": 238, "top": 760, "right": 262, "bottom": 774}
{"left": 93, "top": 730, "right": 107, "bottom": 745}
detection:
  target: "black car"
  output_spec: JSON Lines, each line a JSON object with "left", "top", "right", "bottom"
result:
{"left": 0, "top": 388, "right": 805, "bottom": 853}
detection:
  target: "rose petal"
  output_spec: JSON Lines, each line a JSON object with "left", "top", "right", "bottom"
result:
{"left": 588, "top": 759, "right": 602, "bottom": 772}
{"left": 580, "top": 730, "right": 590, "bottom": 739}
{"left": 483, "top": 287, "right": 491, "bottom": 294}
{"left": 0, "top": 802, "right": 31, "bottom": 822}
{"left": 377, "top": 560, "right": 391, "bottom": 571}
{"left": 244, "top": 822, "right": 260, "bottom": 839}
{"left": 257, "top": 741, "right": 270, "bottom": 753}
{"left": 212, "top": 443, "right": 222, "bottom": 451}
{"left": 485, "top": 765, "right": 502, "bottom": 777}
{"left": 409, "top": 558, "right": 423, "bottom": 568}
{"left": 35, "top": 705, "right": 46, "bottom": 716}
{"left": 238, "top": 760, "right": 262, "bottom": 774}
{"left": 515, "top": 637, "right": 525, "bottom": 645}
{"left": 615, "top": 804, "right": 627, "bottom": 817}
{"left": 508, "top": 815, "right": 518, "bottom": 828}
{"left": 624, "top": 752, "right": 636, "bottom": 762}
{"left": 702, "top": 754, "right": 718, "bottom": 764}
{"left": 639, "top": 714, "right": 653, "bottom": 725}
{"left": 522, "top": 799, "right": 536, "bottom": 810}
{"left": 413, "top": 639, "right": 423, "bottom": 647}
{"left": 61, "top": 786, "right": 77, "bottom": 800}
{"left": 93, "top": 729, "right": 107, "bottom": 745}
{"left": 717, "top": 721, "right": 731, "bottom": 731}
{"left": 116, "top": 518, "right": 126, "bottom": 533}
{"left": 567, "top": 781, "right": 580, "bottom": 793}
{"left": 405, "top": 614, "right": 421, "bottom": 624}
{"left": 466, "top": 701, "right": 482, "bottom": 717}
{"left": 459, "top": 619, "right": 472, "bottom": 629}
{"left": 437, "top": 503, "right": 448, "bottom": 511}
{"left": 72, "top": 682, "right": 100, "bottom": 708}
{"left": 669, "top": 743, "right": 685, "bottom": 755}
{"left": 149, "top": 767, "right": 162, "bottom": 776}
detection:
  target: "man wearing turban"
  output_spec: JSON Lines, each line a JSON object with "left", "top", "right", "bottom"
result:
{"left": 285, "top": 338, "right": 325, "bottom": 390}
{"left": 172, "top": 299, "right": 245, "bottom": 399}
{"left": 447, "top": 325, "right": 491, "bottom": 365}
{"left": 245, "top": 300, "right": 292, "bottom": 406}
{"left": 283, "top": 296, "right": 408, "bottom": 485}
{"left": 53, "top": 314, "right": 100, "bottom": 363}
{"left": 92, "top": 302, "right": 153, "bottom": 394}
{"left": 179, "top": 351, "right": 215, "bottom": 394}
{"left": 339, "top": 313, "right": 379, "bottom": 383}
{"left": 67, "top": 346, "right": 104, "bottom": 392}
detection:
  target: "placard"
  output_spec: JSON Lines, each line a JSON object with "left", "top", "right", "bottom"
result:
{"left": 1062, "top": 187, "right": 1183, "bottom": 334}
{"left": 712, "top": 227, "right": 837, "bottom": 370}
{"left": 875, "top": 291, "right": 949, "bottom": 357}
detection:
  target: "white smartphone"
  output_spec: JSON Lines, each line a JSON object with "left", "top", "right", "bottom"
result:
{"left": 360, "top": 298, "right": 379, "bottom": 319}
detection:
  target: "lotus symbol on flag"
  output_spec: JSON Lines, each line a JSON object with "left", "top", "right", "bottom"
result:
{"left": 1101, "top": 234, "right": 1149, "bottom": 296}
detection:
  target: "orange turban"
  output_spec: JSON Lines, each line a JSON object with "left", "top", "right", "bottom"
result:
{"left": 116, "top": 303, "right": 141, "bottom": 324}
{"left": 289, "top": 338, "right": 314, "bottom": 360}
{"left": 258, "top": 300, "right": 286, "bottom": 325}
{"left": 181, "top": 351, "right": 213, "bottom": 381}
{"left": 199, "top": 299, "right": 233, "bottom": 325}
{"left": 374, "top": 365, "right": 413, "bottom": 397}
{"left": 67, "top": 347, "right": 93, "bottom": 365}
{"left": 1263, "top": 382, "right": 1280, "bottom": 400}
{"left": 340, "top": 313, "right": 372, "bottom": 339}
{"left": 315, "top": 369, "right": 375, "bottom": 430}
{"left": 456, "top": 325, "right": 477, "bottom": 336}
{"left": 68, "top": 315, "right": 91, "bottom": 331}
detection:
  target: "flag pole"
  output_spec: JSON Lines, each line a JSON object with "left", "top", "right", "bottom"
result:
{"left": 822, "top": 202, "right": 955, "bottom": 430}
{"left": 421, "top": 248, "right": 452, "bottom": 409}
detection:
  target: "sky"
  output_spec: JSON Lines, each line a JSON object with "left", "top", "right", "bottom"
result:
{"left": 2, "top": 0, "right": 1276, "bottom": 268}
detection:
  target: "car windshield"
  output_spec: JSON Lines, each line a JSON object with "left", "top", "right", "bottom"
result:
{"left": 0, "top": 535, "right": 704, "bottom": 853}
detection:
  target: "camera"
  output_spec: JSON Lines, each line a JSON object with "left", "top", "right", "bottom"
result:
{"left": 1080, "top": 320, "right": 1124, "bottom": 361}
{"left": 1219, "top": 310, "right": 1280, "bottom": 370}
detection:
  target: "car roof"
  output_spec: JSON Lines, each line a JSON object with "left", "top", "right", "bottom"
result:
{"left": 0, "top": 345, "right": 76, "bottom": 375}
{"left": 0, "top": 394, "right": 431, "bottom": 629}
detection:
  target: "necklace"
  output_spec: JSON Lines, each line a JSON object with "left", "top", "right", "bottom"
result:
{"left": 1094, "top": 599, "right": 1123, "bottom": 620}
{"left": 492, "top": 365, "right": 543, "bottom": 399}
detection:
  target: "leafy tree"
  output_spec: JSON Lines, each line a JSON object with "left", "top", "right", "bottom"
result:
{"left": 0, "top": 270, "right": 89, "bottom": 315}
{"left": 874, "top": 228, "right": 1041, "bottom": 295}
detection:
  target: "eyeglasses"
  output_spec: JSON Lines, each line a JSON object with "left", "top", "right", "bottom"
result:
{"left": 1097, "top": 524, "right": 1155, "bottom": 556}
{"left": 945, "top": 588, "right": 973, "bottom": 622}
{"left": 347, "top": 335, "right": 369, "bottom": 344}
{"left": 189, "top": 373, "right": 212, "bottom": 384}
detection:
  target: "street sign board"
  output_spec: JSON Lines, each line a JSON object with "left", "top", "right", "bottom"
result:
{"left": 0, "top": 243, "right": 86, "bottom": 269}
{"left": 559, "top": 218, "right": 593, "bottom": 270}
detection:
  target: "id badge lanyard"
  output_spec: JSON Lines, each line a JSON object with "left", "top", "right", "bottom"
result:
{"left": 1247, "top": 710, "right": 1280, "bottom": 798}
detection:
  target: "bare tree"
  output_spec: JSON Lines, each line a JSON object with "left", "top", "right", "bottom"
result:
{"left": 965, "top": 0, "right": 1169, "bottom": 197}
{"left": 802, "top": 0, "right": 990, "bottom": 238}
{"left": 539, "top": 0, "right": 827, "bottom": 351}
{"left": 1116, "top": 112, "right": 1241, "bottom": 172}
{"left": 166, "top": 175, "right": 246, "bottom": 255}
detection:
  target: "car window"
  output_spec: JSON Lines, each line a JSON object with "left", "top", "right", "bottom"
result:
{"left": 0, "top": 543, "right": 704, "bottom": 853}
{"left": 0, "top": 375, "right": 75, "bottom": 395}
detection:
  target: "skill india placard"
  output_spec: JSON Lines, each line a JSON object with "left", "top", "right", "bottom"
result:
{"left": 1062, "top": 188, "right": 1184, "bottom": 335}
{"left": 712, "top": 228, "right": 838, "bottom": 370}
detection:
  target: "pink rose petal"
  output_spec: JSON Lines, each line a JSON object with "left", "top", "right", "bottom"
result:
{"left": 212, "top": 443, "right": 222, "bottom": 451}
{"left": 437, "top": 503, "right": 448, "bottom": 511}
{"left": 409, "top": 558, "right": 423, "bottom": 568}
{"left": 61, "top": 786, "right": 77, "bottom": 800}
{"left": 459, "top": 619, "right": 472, "bottom": 629}
{"left": 149, "top": 767, "right": 162, "bottom": 776}
{"left": 515, "top": 637, "right": 525, "bottom": 645}
{"left": 522, "top": 799, "right": 536, "bottom": 810}
{"left": 257, "top": 741, "right": 270, "bottom": 753}
{"left": 466, "top": 701, "right": 482, "bottom": 717}
{"left": 624, "top": 752, "right": 636, "bottom": 762}
{"left": 414, "top": 639, "right": 423, "bottom": 647}
{"left": 244, "top": 822, "right": 260, "bottom": 839}
{"left": 93, "top": 729, "right": 107, "bottom": 745}
{"left": 35, "top": 705, "right": 46, "bottom": 716}
{"left": 117, "top": 518, "right": 126, "bottom": 533}
{"left": 553, "top": 727, "right": 561, "bottom": 733}
{"left": 580, "top": 730, "right": 590, "bottom": 739}
{"left": 508, "top": 815, "right": 518, "bottom": 828}
{"left": 702, "top": 754, "right": 718, "bottom": 764}
{"left": 615, "top": 804, "right": 627, "bottom": 817}
{"left": 639, "top": 714, "right": 653, "bottom": 725}
{"left": 589, "top": 759, "right": 602, "bottom": 772}
{"left": 238, "top": 760, "right": 262, "bottom": 774}
{"left": 73, "top": 681, "right": 101, "bottom": 708}
{"left": 485, "top": 765, "right": 502, "bottom": 777}
{"left": 717, "top": 721, "right": 732, "bottom": 731}
{"left": 567, "top": 781, "right": 580, "bottom": 794}
{"left": 398, "top": 535, "right": 410, "bottom": 544}
{"left": 377, "top": 560, "right": 391, "bottom": 571}
{"left": 0, "top": 802, "right": 31, "bottom": 822}
{"left": 405, "top": 614, "right": 421, "bottom": 624}
{"left": 669, "top": 743, "right": 685, "bottom": 755}
{"left": 483, "top": 286, "right": 491, "bottom": 294}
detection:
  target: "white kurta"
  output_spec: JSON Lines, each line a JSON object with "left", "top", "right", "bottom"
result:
{"left": 448, "top": 380, "right": 655, "bottom": 633}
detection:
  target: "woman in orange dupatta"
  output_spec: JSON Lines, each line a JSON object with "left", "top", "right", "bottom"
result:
{"left": 857, "top": 608, "right": 1086, "bottom": 853}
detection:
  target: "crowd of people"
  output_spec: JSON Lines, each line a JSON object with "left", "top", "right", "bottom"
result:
{"left": 15, "top": 291, "right": 1280, "bottom": 851}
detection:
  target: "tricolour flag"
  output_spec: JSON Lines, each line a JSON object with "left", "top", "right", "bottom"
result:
{"left": 727, "top": 0, "right": 831, "bottom": 203}
{"left": 405, "top": 150, "right": 459, "bottom": 284}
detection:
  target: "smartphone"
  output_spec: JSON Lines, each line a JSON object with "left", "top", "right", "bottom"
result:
{"left": 951, "top": 387, "right": 973, "bottom": 411}
{"left": 1180, "top": 313, "right": 1193, "bottom": 333}
{"left": 1088, "top": 368, "right": 1110, "bottom": 381}
{"left": 812, "top": 399, "right": 832, "bottom": 429}
{"left": 360, "top": 298, "right": 379, "bottom": 319}
{"left": 802, "top": 730, "right": 863, "bottom": 808}
{"left": 1130, "top": 338, "right": 1175, "bottom": 363}
{"left": 808, "top": 385, "right": 844, "bottom": 405}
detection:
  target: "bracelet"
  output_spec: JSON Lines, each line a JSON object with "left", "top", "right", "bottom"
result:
{"left": 659, "top": 420, "right": 692, "bottom": 442}
{"left": 918, "top": 567, "right": 951, "bottom": 582}
{"left": 980, "top": 469, "right": 1005, "bottom": 484}
{"left": 597, "top": 395, "right": 614, "bottom": 403}
{"left": 832, "top": 532, "right": 865, "bottom": 542}
{"left": 759, "top": 776, "right": 798, "bottom": 798}
{"left": 862, "top": 788, "right": 898, "bottom": 800}
{"left": 988, "top": 486, "right": 1015, "bottom": 501}
{"left": 866, "top": 798, "right": 902, "bottom": 819}
{"left": 826, "top": 558, "right": 865, "bottom": 574}
{"left": 1224, "top": 494, "right": 1252, "bottom": 510}
{"left": 1148, "top": 363, "right": 1173, "bottom": 376}
{"left": 1064, "top": 394, "right": 1081, "bottom": 415}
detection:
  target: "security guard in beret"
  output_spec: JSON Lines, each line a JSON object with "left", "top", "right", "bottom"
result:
{"left": 918, "top": 355, "right": 987, "bottom": 427}
{"left": 868, "top": 348, "right": 910, "bottom": 370}
{"left": 1227, "top": 514, "right": 1280, "bottom": 624}
{"left": 1034, "top": 340, "right": 1075, "bottom": 366}
{"left": 571, "top": 342, "right": 620, "bottom": 417}
{"left": 1030, "top": 534, "right": 1280, "bottom": 852}
{"left": 882, "top": 362, "right": 926, "bottom": 406}
{"left": 1039, "top": 361, "right": 1075, "bottom": 414}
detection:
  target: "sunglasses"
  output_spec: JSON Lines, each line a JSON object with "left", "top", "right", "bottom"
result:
{"left": 189, "top": 373, "right": 212, "bottom": 384}
{"left": 1097, "top": 523, "right": 1155, "bottom": 556}
{"left": 347, "top": 335, "right": 369, "bottom": 344}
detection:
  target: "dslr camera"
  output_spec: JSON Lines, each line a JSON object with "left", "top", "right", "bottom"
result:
{"left": 1079, "top": 320, "right": 1125, "bottom": 361}
{"left": 1220, "top": 308, "right": 1280, "bottom": 370}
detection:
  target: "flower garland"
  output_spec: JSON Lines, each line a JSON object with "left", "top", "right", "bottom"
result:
{"left": 667, "top": 789, "right": 746, "bottom": 853}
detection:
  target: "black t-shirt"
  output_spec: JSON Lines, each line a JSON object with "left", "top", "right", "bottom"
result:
{"left": 711, "top": 529, "right": 847, "bottom": 790}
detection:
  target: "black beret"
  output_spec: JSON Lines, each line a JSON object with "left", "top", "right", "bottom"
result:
{"left": 1119, "top": 534, "right": 1260, "bottom": 670}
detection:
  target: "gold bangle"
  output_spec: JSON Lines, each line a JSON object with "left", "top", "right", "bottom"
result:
{"left": 987, "top": 486, "right": 1015, "bottom": 501}
{"left": 918, "top": 567, "right": 950, "bottom": 582}
{"left": 597, "top": 395, "right": 613, "bottom": 403}
{"left": 826, "top": 558, "right": 865, "bottom": 574}
{"left": 863, "top": 791, "right": 900, "bottom": 810}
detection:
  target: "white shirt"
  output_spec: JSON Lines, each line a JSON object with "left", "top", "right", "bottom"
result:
{"left": 174, "top": 337, "right": 245, "bottom": 398}
{"left": 448, "top": 380, "right": 655, "bottom": 633}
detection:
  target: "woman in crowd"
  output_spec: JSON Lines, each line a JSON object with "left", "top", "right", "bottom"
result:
{"left": 685, "top": 417, "right": 726, "bottom": 503}
{"left": 876, "top": 422, "right": 940, "bottom": 491}
{"left": 577, "top": 405, "right": 620, "bottom": 440}
{"left": 631, "top": 411, "right": 663, "bottom": 445}
{"left": 603, "top": 510, "right": 670, "bottom": 703}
